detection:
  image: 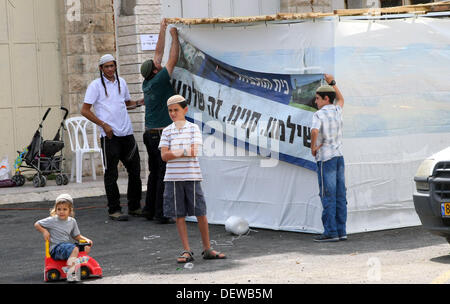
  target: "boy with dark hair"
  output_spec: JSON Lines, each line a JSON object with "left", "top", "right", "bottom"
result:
{"left": 159, "top": 95, "right": 226, "bottom": 263}
{"left": 311, "top": 74, "right": 348, "bottom": 242}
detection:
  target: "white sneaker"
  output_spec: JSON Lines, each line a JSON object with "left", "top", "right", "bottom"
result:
{"left": 69, "top": 272, "right": 81, "bottom": 282}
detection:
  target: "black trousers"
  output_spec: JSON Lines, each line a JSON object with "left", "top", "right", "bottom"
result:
{"left": 143, "top": 130, "right": 167, "bottom": 219}
{"left": 101, "top": 134, "right": 142, "bottom": 214}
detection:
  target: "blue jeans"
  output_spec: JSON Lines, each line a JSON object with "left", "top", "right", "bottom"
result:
{"left": 50, "top": 243, "right": 76, "bottom": 260}
{"left": 316, "top": 156, "right": 347, "bottom": 238}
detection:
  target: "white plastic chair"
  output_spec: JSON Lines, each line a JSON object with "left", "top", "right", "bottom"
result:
{"left": 65, "top": 116, "right": 105, "bottom": 183}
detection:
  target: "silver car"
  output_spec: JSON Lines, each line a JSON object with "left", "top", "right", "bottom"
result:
{"left": 413, "top": 147, "right": 450, "bottom": 245}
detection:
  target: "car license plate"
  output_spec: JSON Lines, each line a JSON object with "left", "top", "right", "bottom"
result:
{"left": 441, "top": 203, "right": 450, "bottom": 218}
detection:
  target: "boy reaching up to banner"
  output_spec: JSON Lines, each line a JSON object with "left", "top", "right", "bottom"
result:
{"left": 159, "top": 95, "right": 226, "bottom": 263}
{"left": 310, "top": 74, "right": 348, "bottom": 243}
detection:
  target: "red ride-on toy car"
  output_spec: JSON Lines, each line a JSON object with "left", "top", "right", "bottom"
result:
{"left": 44, "top": 240, "right": 102, "bottom": 282}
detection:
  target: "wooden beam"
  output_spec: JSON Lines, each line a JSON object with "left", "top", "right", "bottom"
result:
{"left": 430, "top": 4, "right": 450, "bottom": 13}
{"left": 166, "top": 1, "right": 450, "bottom": 25}
{"left": 276, "top": 12, "right": 334, "bottom": 20}
{"left": 166, "top": 15, "right": 277, "bottom": 25}
{"left": 335, "top": 0, "right": 450, "bottom": 16}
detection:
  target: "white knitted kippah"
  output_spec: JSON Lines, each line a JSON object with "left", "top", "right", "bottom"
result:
{"left": 99, "top": 54, "right": 115, "bottom": 66}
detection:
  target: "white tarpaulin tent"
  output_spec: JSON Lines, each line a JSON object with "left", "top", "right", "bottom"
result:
{"left": 167, "top": 13, "right": 450, "bottom": 234}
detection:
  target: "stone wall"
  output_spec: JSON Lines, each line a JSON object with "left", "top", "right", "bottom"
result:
{"left": 59, "top": 0, "right": 117, "bottom": 176}
{"left": 62, "top": 0, "right": 116, "bottom": 116}
{"left": 116, "top": 0, "right": 163, "bottom": 179}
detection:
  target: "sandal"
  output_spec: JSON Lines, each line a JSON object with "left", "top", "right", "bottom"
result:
{"left": 177, "top": 250, "right": 194, "bottom": 263}
{"left": 202, "top": 248, "right": 226, "bottom": 260}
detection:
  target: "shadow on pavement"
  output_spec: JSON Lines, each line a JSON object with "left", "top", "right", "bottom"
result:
{"left": 430, "top": 255, "right": 450, "bottom": 265}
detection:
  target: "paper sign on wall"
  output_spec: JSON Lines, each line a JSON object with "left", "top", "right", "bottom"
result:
{"left": 140, "top": 34, "right": 159, "bottom": 51}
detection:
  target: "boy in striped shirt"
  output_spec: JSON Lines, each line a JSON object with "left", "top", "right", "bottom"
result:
{"left": 159, "top": 95, "right": 226, "bottom": 263}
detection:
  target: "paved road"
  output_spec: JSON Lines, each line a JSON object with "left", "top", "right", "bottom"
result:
{"left": 1, "top": 195, "right": 449, "bottom": 284}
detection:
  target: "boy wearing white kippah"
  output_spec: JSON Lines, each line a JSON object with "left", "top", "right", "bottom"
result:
{"left": 159, "top": 95, "right": 226, "bottom": 263}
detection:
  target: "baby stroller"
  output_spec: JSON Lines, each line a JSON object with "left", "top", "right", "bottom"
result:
{"left": 12, "top": 107, "right": 69, "bottom": 187}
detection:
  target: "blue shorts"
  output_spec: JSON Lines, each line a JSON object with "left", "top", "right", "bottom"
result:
{"left": 50, "top": 243, "right": 76, "bottom": 260}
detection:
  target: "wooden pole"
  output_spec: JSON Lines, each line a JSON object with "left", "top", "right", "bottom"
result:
{"left": 165, "top": 1, "right": 450, "bottom": 25}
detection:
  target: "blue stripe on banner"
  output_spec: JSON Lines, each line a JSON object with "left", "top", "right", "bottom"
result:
{"left": 178, "top": 39, "right": 322, "bottom": 106}
{"left": 200, "top": 53, "right": 293, "bottom": 105}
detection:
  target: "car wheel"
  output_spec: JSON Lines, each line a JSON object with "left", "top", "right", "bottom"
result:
{"left": 80, "top": 266, "right": 90, "bottom": 280}
{"left": 46, "top": 269, "right": 60, "bottom": 282}
{"left": 446, "top": 237, "right": 450, "bottom": 245}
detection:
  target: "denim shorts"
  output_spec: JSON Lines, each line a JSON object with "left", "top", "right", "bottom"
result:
{"left": 50, "top": 243, "right": 76, "bottom": 260}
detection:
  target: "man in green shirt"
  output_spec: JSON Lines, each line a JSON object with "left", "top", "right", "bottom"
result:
{"left": 140, "top": 19, "right": 179, "bottom": 224}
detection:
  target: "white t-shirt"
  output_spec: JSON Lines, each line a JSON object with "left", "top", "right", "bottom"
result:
{"left": 159, "top": 121, "right": 203, "bottom": 181}
{"left": 84, "top": 75, "right": 133, "bottom": 137}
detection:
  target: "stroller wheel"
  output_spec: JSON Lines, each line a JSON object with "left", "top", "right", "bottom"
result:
{"left": 19, "top": 175, "right": 26, "bottom": 186}
{"left": 40, "top": 175, "right": 47, "bottom": 187}
{"left": 12, "top": 174, "right": 25, "bottom": 187}
{"left": 63, "top": 174, "right": 69, "bottom": 185}
{"left": 33, "top": 174, "right": 46, "bottom": 187}
{"left": 33, "top": 174, "right": 41, "bottom": 187}
{"left": 56, "top": 175, "right": 63, "bottom": 186}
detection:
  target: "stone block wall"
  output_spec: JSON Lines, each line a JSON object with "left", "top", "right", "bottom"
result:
{"left": 62, "top": 0, "right": 116, "bottom": 115}
{"left": 59, "top": 0, "right": 117, "bottom": 177}
{"left": 116, "top": 0, "right": 163, "bottom": 179}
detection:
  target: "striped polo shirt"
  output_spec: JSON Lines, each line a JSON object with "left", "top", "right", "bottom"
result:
{"left": 159, "top": 121, "right": 203, "bottom": 181}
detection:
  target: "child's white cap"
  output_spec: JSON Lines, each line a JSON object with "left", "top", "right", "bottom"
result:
{"left": 55, "top": 193, "right": 73, "bottom": 205}
{"left": 167, "top": 95, "right": 186, "bottom": 106}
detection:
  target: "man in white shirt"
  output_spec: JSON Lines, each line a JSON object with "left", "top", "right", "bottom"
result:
{"left": 81, "top": 54, "right": 144, "bottom": 221}
{"left": 310, "top": 74, "right": 348, "bottom": 242}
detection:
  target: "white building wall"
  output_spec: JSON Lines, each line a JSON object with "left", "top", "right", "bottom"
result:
{"left": 162, "top": 0, "right": 281, "bottom": 18}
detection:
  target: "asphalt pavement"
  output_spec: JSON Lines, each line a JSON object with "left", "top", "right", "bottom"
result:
{"left": 1, "top": 193, "right": 450, "bottom": 285}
